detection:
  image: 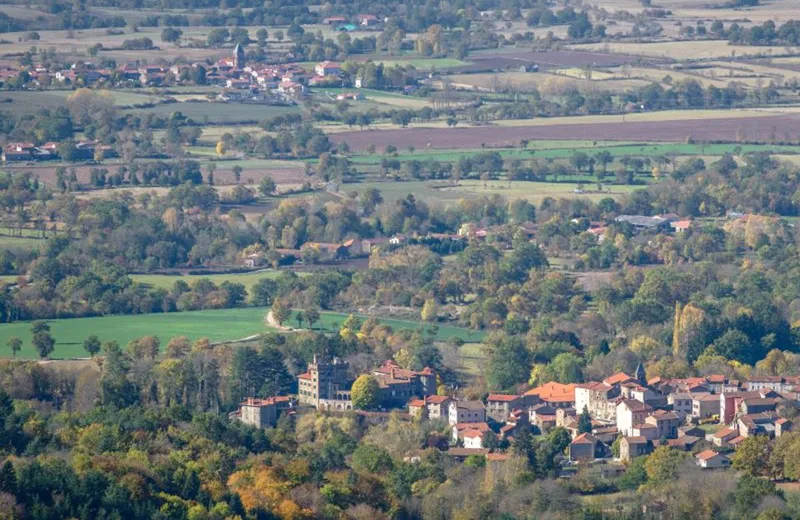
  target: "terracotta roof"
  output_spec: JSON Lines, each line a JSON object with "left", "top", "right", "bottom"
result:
{"left": 447, "top": 448, "right": 489, "bottom": 457}
{"left": 525, "top": 382, "right": 576, "bottom": 402}
{"left": 729, "top": 436, "right": 746, "bottom": 445}
{"left": 408, "top": 399, "right": 425, "bottom": 407}
{"left": 453, "top": 422, "right": 491, "bottom": 432}
{"left": 426, "top": 395, "right": 451, "bottom": 404}
{"left": 297, "top": 372, "right": 312, "bottom": 380}
{"left": 487, "top": 394, "right": 521, "bottom": 402}
{"left": 571, "top": 433, "right": 597, "bottom": 445}
{"left": 696, "top": 449, "right": 723, "bottom": 461}
{"left": 462, "top": 429, "right": 486, "bottom": 439}
{"left": 486, "top": 453, "right": 511, "bottom": 462}
{"left": 241, "top": 396, "right": 294, "bottom": 406}
{"left": 714, "top": 427, "right": 737, "bottom": 439}
{"left": 604, "top": 372, "right": 634, "bottom": 385}
{"left": 667, "top": 435, "right": 700, "bottom": 447}
{"left": 706, "top": 375, "right": 726, "bottom": 383}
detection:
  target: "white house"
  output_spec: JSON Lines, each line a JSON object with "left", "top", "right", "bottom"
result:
{"left": 696, "top": 450, "right": 730, "bottom": 469}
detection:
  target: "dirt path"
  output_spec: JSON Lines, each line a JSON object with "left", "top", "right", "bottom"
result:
{"left": 265, "top": 310, "right": 293, "bottom": 332}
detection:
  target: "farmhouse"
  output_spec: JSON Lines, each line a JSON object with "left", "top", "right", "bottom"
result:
{"left": 315, "top": 61, "right": 343, "bottom": 77}
{"left": 696, "top": 450, "right": 730, "bottom": 469}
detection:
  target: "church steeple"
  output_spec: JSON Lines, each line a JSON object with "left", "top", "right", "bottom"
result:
{"left": 233, "top": 42, "right": 245, "bottom": 69}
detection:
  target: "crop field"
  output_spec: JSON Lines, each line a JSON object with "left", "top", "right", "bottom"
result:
{"left": 571, "top": 41, "right": 800, "bottom": 60}
{"left": 331, "top": 114, "right": 800, "bottom": 150}
{"left": 0, "top": 308, "right": 480, "bottom": 359}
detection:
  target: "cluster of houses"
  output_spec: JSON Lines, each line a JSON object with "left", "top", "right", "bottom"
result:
{"left": 2, "top": 140, "right": 112, "bottom": 163}
{"left": 322, "top": 13, "right": 383, "bottom": 31}
{"left": 232, "top": 355, "right": 799, "bottom": 471}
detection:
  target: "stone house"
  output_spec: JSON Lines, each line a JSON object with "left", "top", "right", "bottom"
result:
{"left": 620, "top": 436, "right": 652, "bottom": 462}
{"left": 486, "top": 394, "right": 524, "bottom": 422}
{"left": 691, "top": 393, "right": 721, "bottom": 419}
{"left": 569, "top": 433, "right": 599, "bottom": 462}
{"left": 237, "top": 396, "right": 296, "bottom": 428}
{"left": 616, "top": 400, "right": 653, "bottom": 437}
{"left": 448, "top": 400, "right": 486, "bottom": 426}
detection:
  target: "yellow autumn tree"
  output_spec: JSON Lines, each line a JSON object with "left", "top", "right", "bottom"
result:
{"left": 215, "top": 140, "right": 226, "bottom": 156}
{"left": 227, "top": 464, "right": 290, "bottom": 513}
{"left": 672, "top": 302, "right": 708, "bottom": 362}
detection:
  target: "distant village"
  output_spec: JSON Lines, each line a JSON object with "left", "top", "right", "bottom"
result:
{"left": 233, "top": 354, "right": 798, "bottom": 472}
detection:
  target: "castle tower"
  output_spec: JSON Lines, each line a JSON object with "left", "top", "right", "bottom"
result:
{"left": 233, "top": 42, "right": 245, "bottom": 69}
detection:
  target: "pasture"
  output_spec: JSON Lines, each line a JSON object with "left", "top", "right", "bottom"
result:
{"left": 131, "top": 270, "right": 298, "bottom": 291}
{"left": 352, "top": 180, "right": 638, "bottom": 206}
{"left": 0, "top": 307, "right": 481, "bottom": 359}
{"left": 348, "top": 141, "right": 800, "bottom": 165}
{"left": 124, "top": 101, "right": 302, "bottom": 123}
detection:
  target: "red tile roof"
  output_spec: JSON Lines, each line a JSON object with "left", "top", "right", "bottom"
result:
{"left": 487, "top": 394, "right": 521, "bottom": 402}
{"left": 696, "top": 449, "right": 722, "bottom": 461}
{"left": 604, "top": 372, "right": 634, "bottom": 385}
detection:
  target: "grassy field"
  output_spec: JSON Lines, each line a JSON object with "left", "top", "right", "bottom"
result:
{"left": 0, "top": 308, "right": 481, "bottom": 359}
{"left": 0, "top": 235, "right": 46, "bottom": 250}
{"left": 457, "top": 342, "right": 486, "bottom": 379}
{"left": 131, "top": 270, "right": 296, "bottom": 291}
{"left": 353, "top": 179, "right": 636, "bottom": 205}
{"left": 349, "top": 141, "right": 799, "bottom": 165}
{"left": 124, "top": 102, "right": 302, "bottom": 123}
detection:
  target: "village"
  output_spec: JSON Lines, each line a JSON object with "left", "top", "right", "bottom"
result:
{"left": 233, "top": 351, "right": 798, "bottom": 475}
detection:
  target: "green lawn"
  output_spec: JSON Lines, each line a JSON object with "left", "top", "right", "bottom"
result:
{"left": 0, "top": 308, "right": 481, "bottom": 359}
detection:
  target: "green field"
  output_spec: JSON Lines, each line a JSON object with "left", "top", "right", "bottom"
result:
{"left": 349, "top": 142, "right": 800, "bottom": 165}
{"left": 124, "top": 102, "right": 302, "bottom": 123}
{"left": 131, "top": 270, "right": 297, "bottom": 291}
{"left": 353, "top": 179, "right": 638, "bottom": 205}
{"left": 0, "top": 235, "right": 46, "bottom": 250}
{"left": 0, "top": 308, "right": 481, "bottom": 359}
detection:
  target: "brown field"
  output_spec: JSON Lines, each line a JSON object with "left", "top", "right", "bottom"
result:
{"left": 331, "top": 114, "right": 800, "bottom": 150}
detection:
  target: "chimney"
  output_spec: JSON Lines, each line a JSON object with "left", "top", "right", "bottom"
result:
{"left": 391, "top": 368, "right": 396, "bottom": 379}
{"left": 247, "top": 397, "right": 253, "bottom": 405}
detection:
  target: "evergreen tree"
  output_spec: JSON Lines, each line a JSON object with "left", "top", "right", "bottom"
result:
{"left": 0, "top": 460, "right": 16, "bottom": 494}
{"left": 578, "top": 406, "right": 592, "bottom": 434}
